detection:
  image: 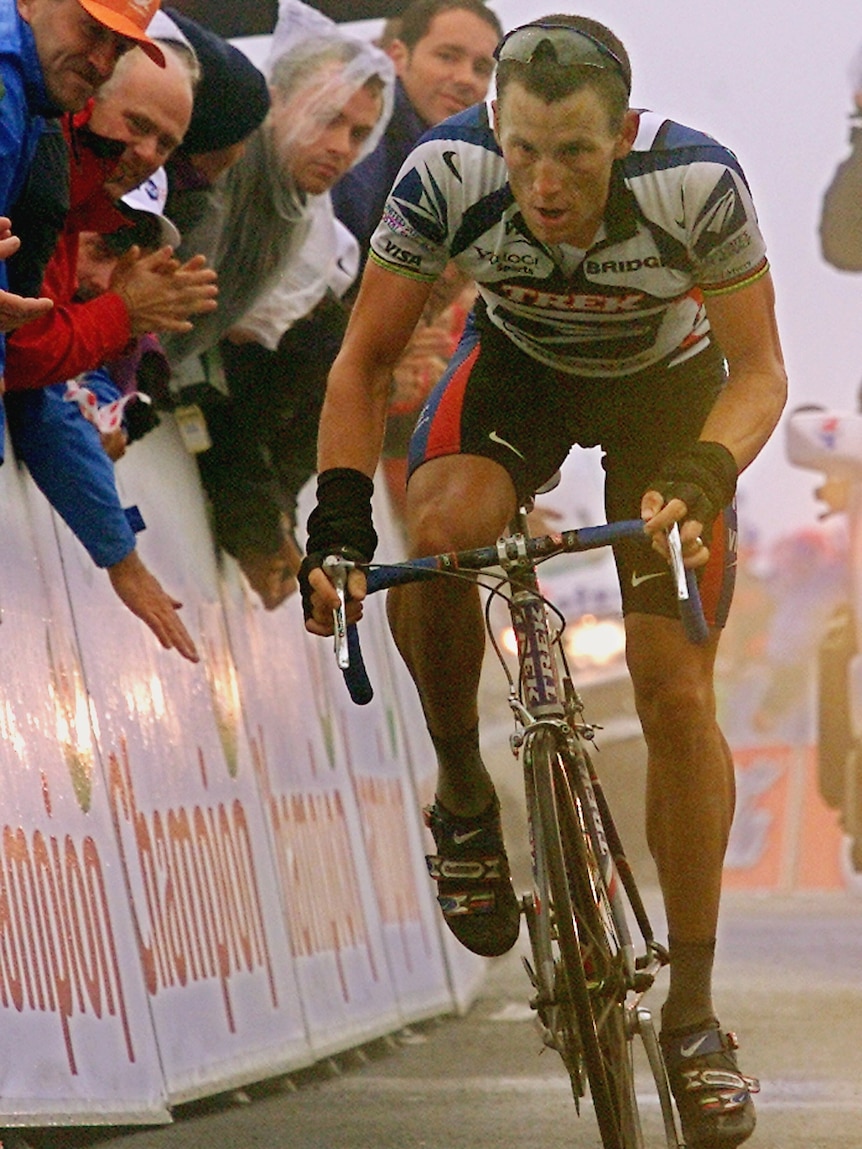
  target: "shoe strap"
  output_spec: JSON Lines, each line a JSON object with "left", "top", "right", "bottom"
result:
{"left": 426, "top": 854, "right": 505, "bottom": 882}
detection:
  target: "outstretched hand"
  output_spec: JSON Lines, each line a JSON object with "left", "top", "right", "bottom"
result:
{"left": 108, "top": 549, "right": 199, "bottom": 662}
{"left": 0, "top": 286, "right": 53, "bottom": 334}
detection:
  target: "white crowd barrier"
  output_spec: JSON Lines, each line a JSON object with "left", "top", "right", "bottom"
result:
{"left": 0, "top": 416, "right": 483, "bottom": 1126}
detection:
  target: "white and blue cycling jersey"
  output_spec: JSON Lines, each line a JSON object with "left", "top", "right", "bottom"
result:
{"left": 369, "top": 105, "right": 769, "bottom": 379}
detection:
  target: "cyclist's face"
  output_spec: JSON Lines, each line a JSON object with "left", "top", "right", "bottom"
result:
{"left": 494, "top": 81, "right": 637, "bottom": 248}
{"left": 390, "top": 9, "right": 498, "bottom": 126}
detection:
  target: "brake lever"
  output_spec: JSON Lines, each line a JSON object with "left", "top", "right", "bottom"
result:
{"left": 666, "top": 523, "right": 688, "bottom": 600}
{"left": 323, "top": 554, "right": 351, "bottom": 669}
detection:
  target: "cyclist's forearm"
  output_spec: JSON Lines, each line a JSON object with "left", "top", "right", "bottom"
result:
{"left": 696, "top": 365, "right": 787, "bottom": 473}
{"left": 316, "top": 359, "right": 392, "bottom": 478}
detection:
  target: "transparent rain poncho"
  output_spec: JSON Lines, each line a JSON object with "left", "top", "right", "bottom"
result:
{"left": 265, "top": 0, "right": 394, "bottom": 162}
{"left": 164, "top": 0, "right": 394, "bottom": 369}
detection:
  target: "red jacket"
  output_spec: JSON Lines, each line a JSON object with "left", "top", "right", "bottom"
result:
{"left": 5, "top": 106, "right": 133, "bottom": 392}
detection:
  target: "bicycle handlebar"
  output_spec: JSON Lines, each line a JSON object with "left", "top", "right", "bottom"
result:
{"left": 329, "top": 519, "right": 708, "bottom": 705}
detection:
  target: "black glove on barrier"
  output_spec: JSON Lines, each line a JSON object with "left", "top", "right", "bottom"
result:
{"left": 648, "top": 441, "right": 738, "bottom": 532}
{"left": 300, "top": 468, "right": 378, "bottom": 621}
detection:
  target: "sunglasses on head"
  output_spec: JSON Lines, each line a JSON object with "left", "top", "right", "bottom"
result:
{"left": 494, "top": 24, "right": 630, "bottom": 95}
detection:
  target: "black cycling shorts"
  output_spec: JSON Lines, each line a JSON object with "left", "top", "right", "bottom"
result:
{"left": 406, "top": 304, "right": 736, "bottom": 626}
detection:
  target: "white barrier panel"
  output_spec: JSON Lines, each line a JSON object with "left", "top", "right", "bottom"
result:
{"left": 48, "top": 424, "right": 311, "bottom": 1105}
{"left": 372, "top": 625, "right": 489, "bottom": 1013}
{"left": 0, "top": 454, "right": 168, "bottom": 1126}
{"left": 363, "top": 495, "right": 489, "bottom": 1012}
{"left": 0, "top": 416, "right": 484, "bottom": 1123}
{"left": 217, "top": 561, "right": 404, "bottom": 1058}
{"left": 316, "top": 591, "right": 459, "bottom": 1021}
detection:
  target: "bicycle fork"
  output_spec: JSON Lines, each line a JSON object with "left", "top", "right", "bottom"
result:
{"left": 505, "top": 582, "right": 582, "bottom": 1065}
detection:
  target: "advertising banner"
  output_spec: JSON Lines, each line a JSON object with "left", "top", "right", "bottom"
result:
{"left": 724, "top": 744, "right": 845, "bottom": 893}
{"left": 315, "top": 586, "right": 457, "bottom": 1021}
{"left": 218, "top": 549, "right": 409, "bottom": 1058}
{"left": 0, "top": 460, "right": 167, "bottom": 1125}
{"left": 53, "top": 425, "right": 311, "bottom": 1104}
{"left": 0, "top": 416, "right": 487, "bottom": 1123}
{"left": 363, "top": 489, "right": 489, "bottom": 1014}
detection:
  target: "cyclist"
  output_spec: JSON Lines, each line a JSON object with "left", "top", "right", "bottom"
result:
{"left": 302, "top": 16, "right": 786, "bottom": 1147}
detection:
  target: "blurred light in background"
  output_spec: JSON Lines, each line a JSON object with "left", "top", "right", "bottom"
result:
{"left": 564, "top": 613, "right": 626, "bottom": 671}
{"left": 498, "top": 612, "right": 626, "bottom": 678}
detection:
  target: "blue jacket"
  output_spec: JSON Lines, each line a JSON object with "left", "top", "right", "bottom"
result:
{"left": 0, "top": 0, "right": 56, "bottom": 432}
{"left": 6, "top": 373, "right": 141, "bottom": 568}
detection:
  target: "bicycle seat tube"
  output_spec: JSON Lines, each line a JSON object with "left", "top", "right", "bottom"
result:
{"left": 505, "top": 505, "right": 566, "bottom": 721}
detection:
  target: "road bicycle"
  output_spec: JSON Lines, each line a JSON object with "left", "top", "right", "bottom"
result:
{"left": 325, "top": 504, "right": 706, "bottom": 1149}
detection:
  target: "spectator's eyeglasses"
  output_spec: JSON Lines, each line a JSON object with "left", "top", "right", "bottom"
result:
{"left": 494, "top": 24, "right": 630, "bottom": 94}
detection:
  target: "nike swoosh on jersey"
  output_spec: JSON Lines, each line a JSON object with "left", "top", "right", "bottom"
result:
{"left": 630, "top": 570, "right": 668, "bottom": 588}
{"left": 488, "top": 430, "right": 525, "bottom": 459}
{"left": 442, "top": 150, "right": 461, "bottom": 181}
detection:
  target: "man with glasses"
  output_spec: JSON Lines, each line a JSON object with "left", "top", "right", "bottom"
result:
{"left": 303, "top": 17, "right": 785, "bottom": 1147}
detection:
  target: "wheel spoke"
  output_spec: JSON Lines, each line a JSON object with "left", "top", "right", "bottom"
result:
{"left": 527, "top": 727, "right": 643, "bottom": 1149}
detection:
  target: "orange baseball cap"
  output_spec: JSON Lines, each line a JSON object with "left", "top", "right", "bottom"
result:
{"left": 77, "top": 0, "right": 166, "bottom": 68}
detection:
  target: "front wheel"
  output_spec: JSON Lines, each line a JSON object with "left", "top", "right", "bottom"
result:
{"left": 530, "top": 728, "right": 642, "bottom": 1149}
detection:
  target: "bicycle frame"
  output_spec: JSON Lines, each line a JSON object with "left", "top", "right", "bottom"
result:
{"left": 499, "top": 507, "right": 680, "bottom": 1148}
{"left": 327, "top": 516, "right": 699, "bottom": 1148}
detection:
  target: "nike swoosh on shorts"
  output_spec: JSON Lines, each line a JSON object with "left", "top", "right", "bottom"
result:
{"left": 630, "top": 570, "right": 668, "bottom": 588}
{"left": 488, "top": 430, "right": 525, "bottom": 459}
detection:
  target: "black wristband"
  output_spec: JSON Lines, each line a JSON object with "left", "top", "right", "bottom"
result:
{"left": 305, "top": 467, "right": 378, "bottom": 561}
{"left": 649, "top": 441, "right": 738, "bottom": 529}
{"left": 300, "top": 468, "right": 378, "bottom": 622}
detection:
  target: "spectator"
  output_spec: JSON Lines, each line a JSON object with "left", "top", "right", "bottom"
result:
{"left": 11, "top": 188, "right": 201, "bottom": 661}
{"left": 166, "top": 2, "right": 392, "bottom": 365}
{"left": 331, "top": 0, "right": 500, "bottom": 278}
{"left": 0, "top": 0, "right": 167, "bottom": 388}
{"left": 6, "top": 33, "right": 211, "bottom": 662}
{"left": 162, "top": 6, "right": 272, "bottom": 236}
{"left": 162, "top": 0, "right": 394, "bottom": 609}
{"left": 820, "top": 42, "right": 862, "bottom": 269}
{"left": 5, "top": 38, "right": 217, "bottom": 393}
{"left": 751, "top": 525, "right": 850, "bottom": 736}
{"left": 0, "top": 219, "right": 54, "bottom": 333}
